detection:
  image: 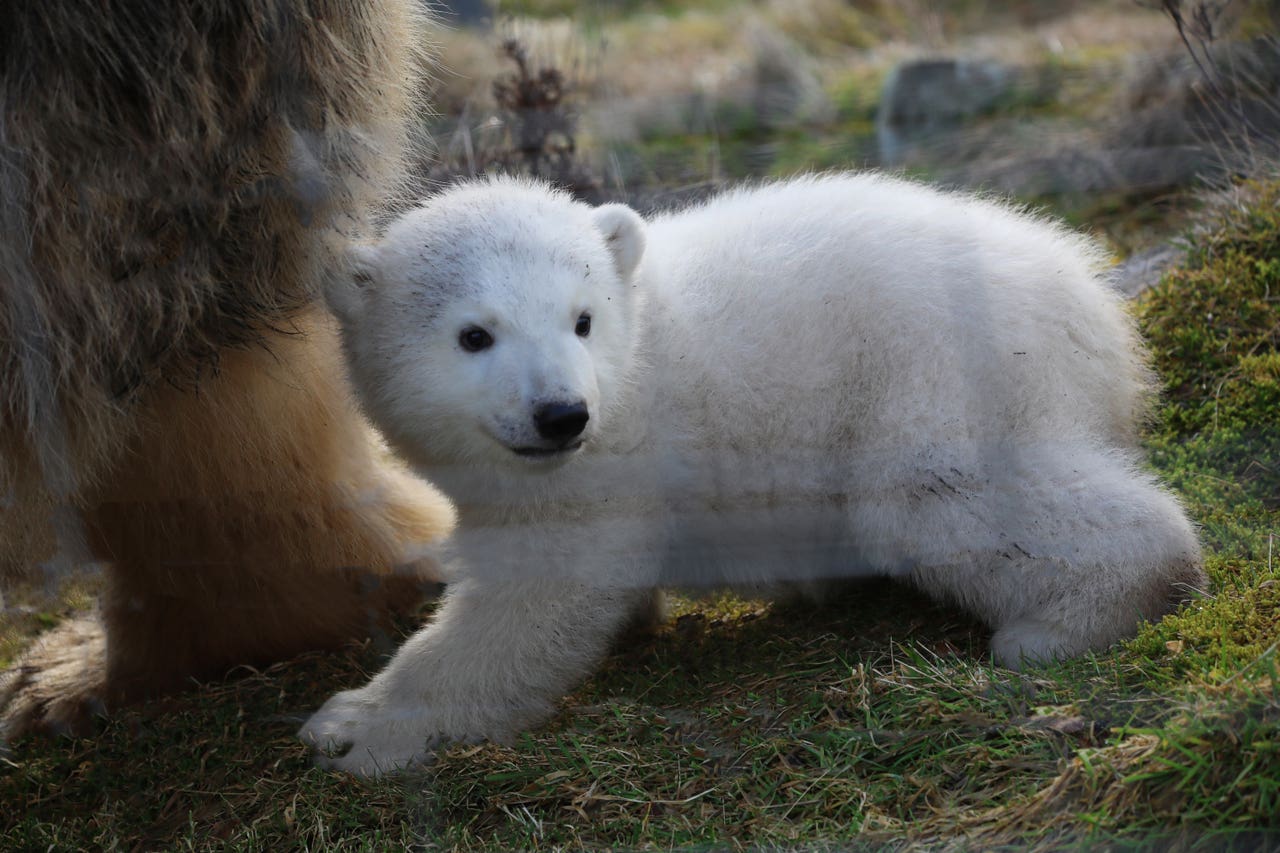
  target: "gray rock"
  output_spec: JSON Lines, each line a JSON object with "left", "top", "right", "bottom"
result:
{"left": 877, "top": 58, "right": 1017, "bottom": 164}
{"left": 1111, "top": 244, "right": 1185, "bottom": 299}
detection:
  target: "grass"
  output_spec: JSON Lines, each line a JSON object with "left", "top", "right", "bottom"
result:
{"left": 5, "top": 181, "right": 1280, "bottom": 849}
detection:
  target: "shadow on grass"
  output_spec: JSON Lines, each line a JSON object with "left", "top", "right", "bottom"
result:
{"left": 0, "top": 580, "right": 991, "bottom": 849}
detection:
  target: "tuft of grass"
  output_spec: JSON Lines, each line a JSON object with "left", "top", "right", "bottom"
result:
{"left": 428, "top": 36, "right": 603, "bottom": 202}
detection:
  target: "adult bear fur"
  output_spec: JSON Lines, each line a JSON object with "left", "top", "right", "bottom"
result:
{"left": 0, "top": 1, "right": 454, "bottom": 737}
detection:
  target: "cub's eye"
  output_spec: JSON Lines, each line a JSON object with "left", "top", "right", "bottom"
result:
{"left": 575, "top": 313, "right": 592, "bottom": 338}
{"left": 459, "top": 326, "right": 494, "bottom": 352}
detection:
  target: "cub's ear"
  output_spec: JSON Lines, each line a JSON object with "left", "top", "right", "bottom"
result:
{"left": 327, "top": 242, "right": 379, "bottom": 326}
{"left": 592, "top": 204, "right": 646, "bottom": 280}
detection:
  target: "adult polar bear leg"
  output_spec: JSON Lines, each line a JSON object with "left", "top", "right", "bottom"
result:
{"left": 87, "top": 313, "right": 454, "bottom": 702}
{"left": 855, "top": 443, "right": 1204, "bottom": 667}
{"left": 300, "top": 575, "right": 646, "bottom": 776}
{"left": 1, "top": 0, "right": 438, "bottom": 741}
{"left": 0, "top": 312, "right": 455, "bottom": 738}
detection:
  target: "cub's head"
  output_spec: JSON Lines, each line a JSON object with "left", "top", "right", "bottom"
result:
{"left": 328, "top": 177, "right": 646, "bottom": 470}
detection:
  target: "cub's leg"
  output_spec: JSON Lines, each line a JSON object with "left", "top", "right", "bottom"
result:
{"left": 300, "top": 520, "right": 656, "bottom": 776}
{"left": 848, "top": 443, "right": 1204, "bottom": 667}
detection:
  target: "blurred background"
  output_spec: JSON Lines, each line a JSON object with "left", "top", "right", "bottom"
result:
{"left": 422, "top": 0, "right": 1279, "bottom": 286}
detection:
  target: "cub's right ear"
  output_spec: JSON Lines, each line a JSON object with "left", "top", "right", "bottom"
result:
{"left": 327, "top": 243, "right": 379, "bottom": 326}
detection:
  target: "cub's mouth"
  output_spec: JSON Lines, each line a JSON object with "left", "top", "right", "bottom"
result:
{"left": 511, "top": 440, "right": 584, "bottom": 459}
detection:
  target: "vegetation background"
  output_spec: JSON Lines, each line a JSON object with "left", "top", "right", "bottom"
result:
{"left": 3, "top": 0, "right": 1279, "bottom": 848}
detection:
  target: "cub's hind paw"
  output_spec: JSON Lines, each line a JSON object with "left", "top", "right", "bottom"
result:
{"left": 989, "top": 618, "right": 1086, "bottom": 669}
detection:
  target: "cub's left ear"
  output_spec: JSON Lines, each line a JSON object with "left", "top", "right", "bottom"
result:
{"left": 593, "top": 204, "right": 646, "bottom": 280}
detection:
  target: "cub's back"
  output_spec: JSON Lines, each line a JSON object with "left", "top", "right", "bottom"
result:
{"left": 641, "top": 174, "right": 1149, "bottom": 453}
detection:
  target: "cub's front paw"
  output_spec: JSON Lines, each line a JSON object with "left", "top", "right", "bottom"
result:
{"left": 299, "top": 686, "right": 450, "bottom": 777}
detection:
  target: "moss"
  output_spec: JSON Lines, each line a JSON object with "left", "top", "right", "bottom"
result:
{"left": 1138, "top": 181, "right": 1280, "bottom": 513}
{"left": 1128, "top": 179, "right": 1280, "bottom": 681}
{"left": 1130, "top": 566, "right": 1280, "bottom": 677}
{"left": 1138, "top": 182, "right": 1280, "bottom": 414}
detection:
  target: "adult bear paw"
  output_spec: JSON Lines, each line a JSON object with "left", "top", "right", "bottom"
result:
{"left": 0, "top": 616, "right": 108, "bottom": 744}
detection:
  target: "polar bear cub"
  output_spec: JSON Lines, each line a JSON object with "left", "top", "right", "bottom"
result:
{"left": 302, "top": 173, "right": 1204, "bottom": 776}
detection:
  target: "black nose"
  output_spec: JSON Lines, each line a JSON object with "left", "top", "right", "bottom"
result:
{"left": 533, "top": 401, "right": 589, "bottom": 441}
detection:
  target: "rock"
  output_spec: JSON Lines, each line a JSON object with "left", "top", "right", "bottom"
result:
{"left": 1111, "top": 244, "right": 1185, "bottom": 299}
{"left": 877, "top": 58, "right": 1017, "bottom": 164}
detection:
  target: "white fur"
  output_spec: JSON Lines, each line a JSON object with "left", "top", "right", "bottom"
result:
{"left": 301, "top": 173, "right": 1203, "bottom": 776}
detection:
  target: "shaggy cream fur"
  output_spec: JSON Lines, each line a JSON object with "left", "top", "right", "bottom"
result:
{"left": 0, "top": 1, "right": 453, "bottom": 739}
